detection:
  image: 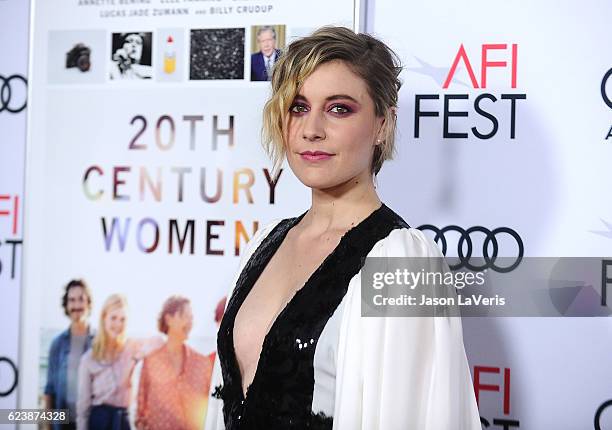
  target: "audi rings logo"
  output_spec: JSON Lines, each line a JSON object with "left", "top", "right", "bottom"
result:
{"left": 601, "top": 68, "right": 612, "bottom": 109}
{"left": 595, "top": 399, "right": 612, "bottom": 430}
{"left": 0, "top": 356, "right": 18, "bottom": 397}
{"left": 418, "top": 225, "right": 524, "bottom": 273}
{"left": 1, "top": 74, "right": 28, "bottom": 114}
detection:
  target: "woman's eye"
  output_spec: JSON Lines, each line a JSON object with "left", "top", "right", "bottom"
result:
{"left": 329, "top": 105, "right": 350, "bottom": 114}
{"left": 290, "top": 104, "right": 308, "bottom": 113}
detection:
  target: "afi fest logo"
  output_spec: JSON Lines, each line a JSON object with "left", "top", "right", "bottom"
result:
{"left": 0, "top": 194, "right": 22, "bottom": 280}
{"left": 474, "top": 365, "right": 520, "bottom": 428}
{"left": 412, "top": 44, "right": 526, "bottom": 140}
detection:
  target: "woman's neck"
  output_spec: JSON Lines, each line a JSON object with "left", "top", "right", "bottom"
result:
{"left": 104, "top": 338, "right": 124, "bottom": 360}
{"left": 165, "top": 336, "right": 184, "bottom": 354}
{"left": 165, "top": 338, "right": 185, "bottom": 373}
{"left": 305, "top": 172, "right": 381, "bottom": 234}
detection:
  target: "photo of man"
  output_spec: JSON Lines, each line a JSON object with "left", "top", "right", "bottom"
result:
{"left": 250, "top": 25, "right": 285, "bottom": 81}
{"left": 109, "top": 32, "right": 153, "bottom": 80}
{"left": 43, "top": 279, "right": 94, "bottom": 429}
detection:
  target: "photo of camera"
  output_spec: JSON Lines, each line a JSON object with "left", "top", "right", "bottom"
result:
{"left": 66, "top": 43, "right": 91, "bottom": 72}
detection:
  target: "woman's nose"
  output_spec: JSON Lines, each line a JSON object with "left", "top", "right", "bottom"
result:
{"left": 302, "top": 110, "right": 326, "bottom": 141}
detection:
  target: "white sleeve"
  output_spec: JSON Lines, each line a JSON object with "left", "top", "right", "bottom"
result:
{"left": 333, "top": 228, "right": 481, "bottom": 430}
{"left": 204, "top": 219, "right": 283, "bottom": 430}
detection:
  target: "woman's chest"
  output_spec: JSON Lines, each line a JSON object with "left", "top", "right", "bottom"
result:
{"left": 233, "top": 233, "right": 342, "bottom": 353}
{"left": 90, "top": 351, "right": 134, "bottom": 385}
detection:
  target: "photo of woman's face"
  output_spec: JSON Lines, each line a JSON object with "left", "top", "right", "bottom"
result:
{"left": 123, "top": 34, "right": 143, "bottom": 63}
{"left": 104, "top": 306, "right": 126, "bottom": 340}
{"left": 167, "top": 304, "right": 193, "bottom": 341}
{"left": 284, "top": 60, "right": 383, "bottom": 190}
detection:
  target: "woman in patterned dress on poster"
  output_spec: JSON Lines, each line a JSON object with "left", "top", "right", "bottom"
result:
{"left": 136, "top": 296, "right": 212, "bottom": 430}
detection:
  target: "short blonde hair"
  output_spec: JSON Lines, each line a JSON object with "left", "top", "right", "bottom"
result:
{"left": 262, "top": 26, "right": 402, "bottom": 176}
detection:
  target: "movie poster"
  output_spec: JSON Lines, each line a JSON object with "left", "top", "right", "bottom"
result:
{"left": 21, "top": 1, "right": 356, "bottom": 428}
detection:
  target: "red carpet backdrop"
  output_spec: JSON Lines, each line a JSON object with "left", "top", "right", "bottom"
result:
{"left": 5, "top": 0, "right": 611, "bottom": 429}
{"left": 371, "top": 1, "right": 612, "bottom": 428}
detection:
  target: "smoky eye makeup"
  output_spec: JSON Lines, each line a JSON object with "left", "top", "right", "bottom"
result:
{"left": 289, "top": 102, "right": 309, "bottom": 114}
{"left": 289, "top": 99, "right": 358, "bottom": 116}
{"left": 327, "top": 103, "right": 354, "bottom": 114}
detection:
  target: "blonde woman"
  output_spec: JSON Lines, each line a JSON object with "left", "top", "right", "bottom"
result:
{"left": 205, "top": 26, "right": 481, "bottom": 429}
{"left": 77, "top": 294, "right": 162, "bottom": 430}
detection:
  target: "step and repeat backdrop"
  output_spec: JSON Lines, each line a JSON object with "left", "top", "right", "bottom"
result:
{"left": 19, "top": 0, "right": 355, "bottom": 428}
{"left": 0, "top": 0, "right": 28, "bottom": 422}
{"left": 6, "top": 0, "right": 611, "bottom": 429}
{"left": 369, "top": 1, "right": 612, "bottom": 429}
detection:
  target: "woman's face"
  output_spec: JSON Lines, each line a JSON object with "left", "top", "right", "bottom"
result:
{"left": 284, "top": 60, "right": 384, "bottom": 190}
{"left": 166, "top": 304, "right": 193, "bottom": 342}
{"left": 103, "top": 306, "right": 126, "bottom": 340}
{"left": 123, "top": 34, "right": 143, "bottom": 63}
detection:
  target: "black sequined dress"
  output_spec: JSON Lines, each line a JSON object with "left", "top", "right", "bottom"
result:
{"left": 214, "top": 203, "right": 409, "bottom": 429}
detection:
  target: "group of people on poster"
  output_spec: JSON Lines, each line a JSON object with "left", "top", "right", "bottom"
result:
{"left": 43, "top": 279, "right": 224, "bottom": 430}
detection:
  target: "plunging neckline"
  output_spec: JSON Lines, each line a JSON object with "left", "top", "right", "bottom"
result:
{"left": 231, "top": 203, "right": 386, "bottom": 401}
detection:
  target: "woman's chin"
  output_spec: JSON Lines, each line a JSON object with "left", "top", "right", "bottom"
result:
{"left": 296, "top": 173, "right": 356, "bottom": 192}
{"left": 294, "top": 170, "right": 334, "bottom": 189}
{"left": 107, "top": 332, "right": 122, "bottom": 341}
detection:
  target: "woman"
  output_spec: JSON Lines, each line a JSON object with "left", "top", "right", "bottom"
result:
{"left": 77, "top": 294, "right": 162, "bottom": 430}
{"left": 136, "top": 296, "right": 212, "bottom": 430}
{"left": 205, "top": 26, "right": 480, "bottom": 429}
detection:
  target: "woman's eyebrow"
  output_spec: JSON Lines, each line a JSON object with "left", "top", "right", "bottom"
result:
{"left": 294, "top": 94, "right": 361, "bottom": 104}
